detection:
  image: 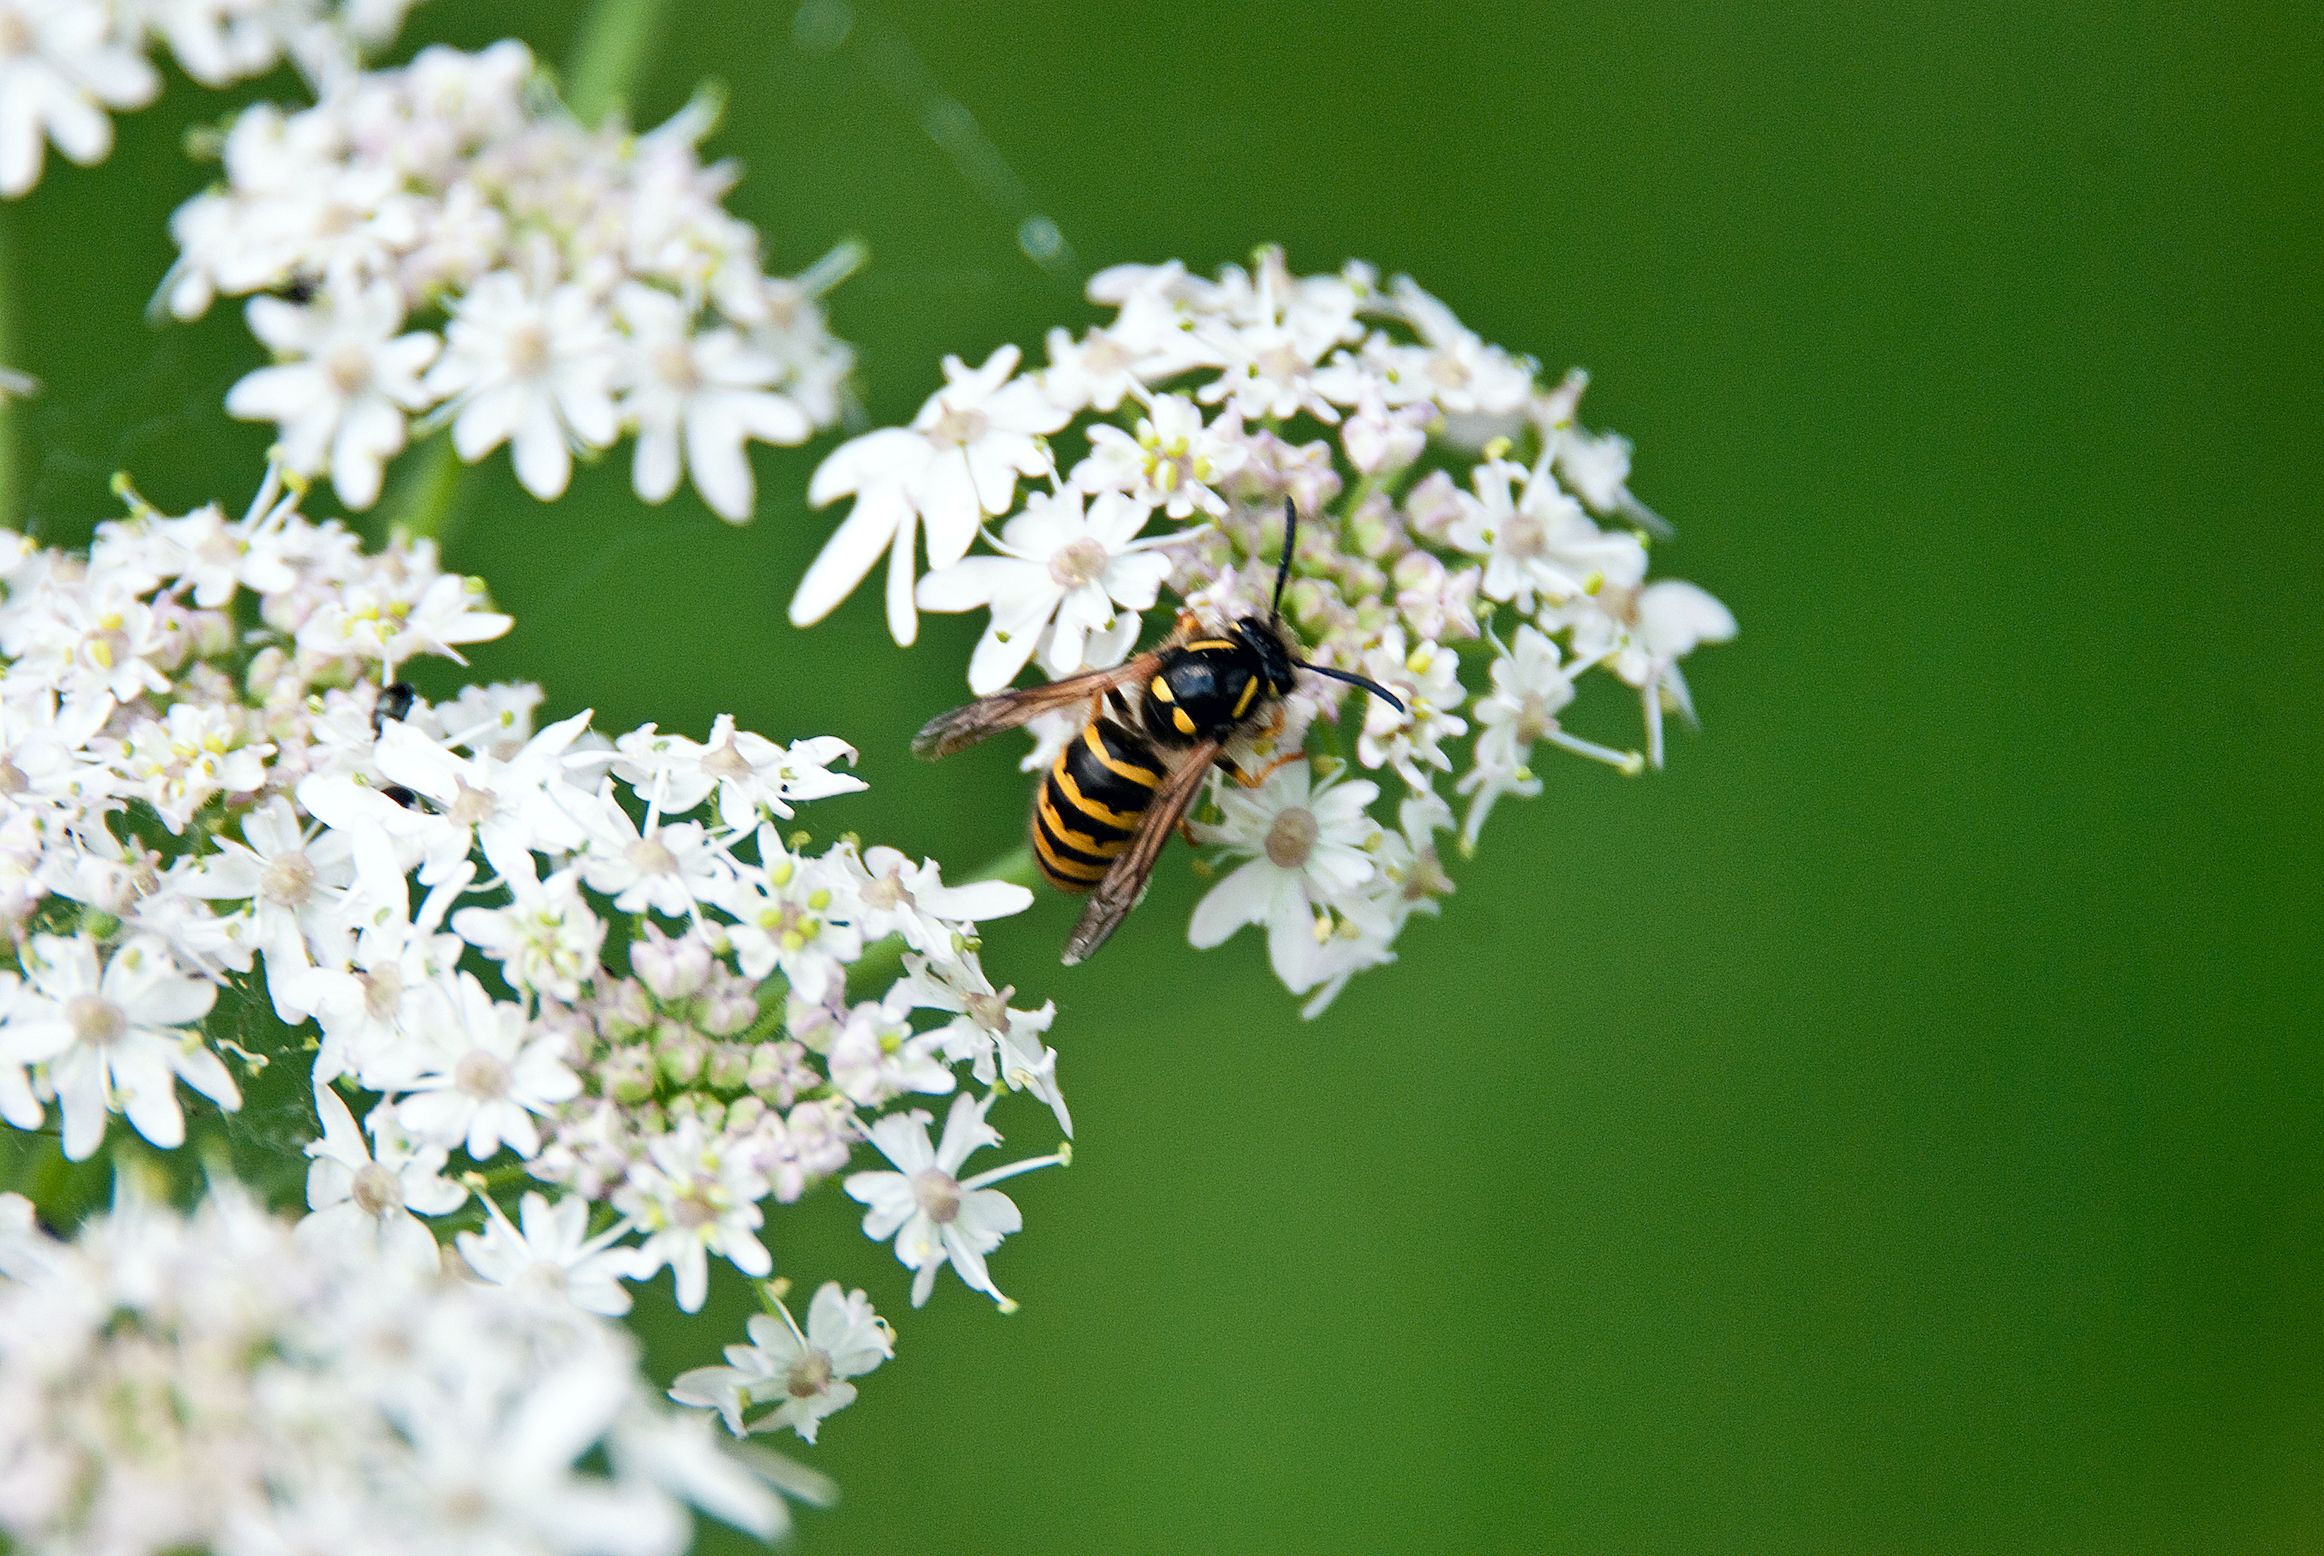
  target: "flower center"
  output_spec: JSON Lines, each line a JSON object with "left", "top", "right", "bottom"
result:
{"left": 651, "top": 340, "right": 700, "bottom": 389}
{"left": 670, "top": 1184, "right": 720, "bottom": 1229}
{"left": 859, "top": 870, "right": 911, "bottom": 912}
{"left": 260, "top": 850, "right": 318, "bottom": 907}
{"left": 447, "top": 779, "right": 495, "bottom": 828}
{"left": 324, "top": 343, "right": 373, "bottom": 397}
{"left": 349, "top": 1163, "right": 402, "bottom": 1217}
{"left": 963, "top": 989, "right": 1012, "bottom": 1032}
{"left": 0, "top": 13, "right": 30, "bottom": 56}
{"left": 504, "top": 322, "right": 552, "bottom": 376}
{"left": 1502, "top": 511, "right": 1545, "bottom": 557}
{"left": 1514, "top": 693, "right": 1553, "bottom": 745}
{"left": 785, "top": 1349, "right": 836, "bottom": 1399}
{"left": 361, "top": 964, "right": 403, "bottom": 1021}
{"left": 701, "top": 736, "right": 753, "bottom": 779}
{"left": 0, "top": 757, "right": 24, "bottom": 795}
{"left": 626, "top": 837, "right": 678, "bottom": 877}
{"left": 1048, "top": 538, "right": 1110, "bottom": 590}
{"left": 925, "top": 404, "right": 989, "bottom": 448}
{"left": 1263, "top": 806, "right": 1319, "bottom": 869}
{"left": 453, "top": 1049, "right": 512, "bottom": 1100}
{"left": 910, "top": 1167, "right": 962, "bottom": 1224}
{"left": 66, "top": 994, "right": 127, "bottom": 1047}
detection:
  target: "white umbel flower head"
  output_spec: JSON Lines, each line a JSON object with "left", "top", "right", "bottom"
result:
{"left": 789, "top": 246, "right": 1736, "bottom": 1010}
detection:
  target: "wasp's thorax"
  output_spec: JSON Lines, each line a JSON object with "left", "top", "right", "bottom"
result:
{"left": 1131, "top": 617, "right": 1294, "bottom": 749}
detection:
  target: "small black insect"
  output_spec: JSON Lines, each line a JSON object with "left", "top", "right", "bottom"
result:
{"left": 913, "top": 499, "right": 1404, "bottom": 964}
{"left": 372, "top": 682, "right": 416, "bottom": 735}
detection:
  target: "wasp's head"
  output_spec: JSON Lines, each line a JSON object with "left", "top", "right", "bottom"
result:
{"left": 1232, "top": 613, "right": 1300, "bottom": 696}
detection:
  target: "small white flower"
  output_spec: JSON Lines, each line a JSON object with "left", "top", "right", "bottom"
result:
{"left": 11, "top": 934, "right": 237, "bottom": 1161}
{"left": 844, "top": 1091, "right": 1064, "bottom": 1309}
{"left": 617, "top": 282, "right": 812, "bottom": 522}
{"left": 672, "top": 1282, "right": 893, "bottom": 1443}
{"left": 791, "top": 345, "right": 1067, "bottom": 643}
{"left": 299, "top": 1084, "right": 463, "bottom": 1273}
{"left": 224, "top": 280, "right": 440, "bottom": 508}
{"left": 617, "top": 1119, "right": 774, "bottom": 1314}
{"left": 1188, "top": 763, "right": 1382, "bottom": 994}
{"left": 1076, "top": 392, "right": 1247, "bottom": 519}
{"left": 395, "top": 971, "right": 581, "bottom": 1161}
{"left": 457, "top": 1190, "right": 642, "bottom": 1317}
{"left": 0, "top": 0, "right": 159, "bottom": 199}
{"left": 424, "top": 269, "right": 621, "bottom": 500}
{"left": 916, "top": 487, "right": 1177, "bottom": 693}
{"left": 1457, "top": 624, "right": 1639, "bottom": 848}
{"left": 827, "top": 1001, "right": 955, "bottom": 1107}
{"left": 843, "top": 844, "right": 1035, "bottom": 964}
{"left": 451, "top": 867, "right": 606, "bottom": 1001}
{"left": 1356, "top": 629, "right": 1471, "bottom": 789}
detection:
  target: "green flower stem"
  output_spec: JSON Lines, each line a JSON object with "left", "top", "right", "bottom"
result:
{"left": 565, "top": 0, "right": 676, "bottom": 126}
{"left": 848, "top": 842, "right": 1040, "bottom": 994}
{"left": 0, "top": 204, "right": 21, "bottom": 525}
{"left": 384, "top": 434, "right": 464, "bottom": 547}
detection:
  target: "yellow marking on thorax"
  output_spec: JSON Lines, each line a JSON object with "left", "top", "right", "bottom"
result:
{"left": 1171, "top": 705, "right": 1198, "bottom": 736}
{"left": 1149, "top": 675, "right": 1174, "bottom": 704}
{"left": 1232, "top": 676, "right": 1259, "bottom": 718}
{"left": 1184, "top": 638, "right": 1236, "bottom": 654}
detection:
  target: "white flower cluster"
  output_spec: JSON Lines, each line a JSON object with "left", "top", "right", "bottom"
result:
{"left": 0, "top": 0, "right": 416, "bottom": 199}
{"left": 0, "top": 1181, "right": 817, "bottom": 1553}
{"left": 0, "top": 463, "right": 1071, "bottom": 1494}
{"left": 792, "top": 247, "right": 1737, "bottom": 1013}
{"left": 165, "top": 40, "right": 858, "bottom": 515}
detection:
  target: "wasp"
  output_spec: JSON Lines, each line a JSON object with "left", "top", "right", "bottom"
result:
{"left": 913, "top": 500, "right": 1406, "bottom": 964}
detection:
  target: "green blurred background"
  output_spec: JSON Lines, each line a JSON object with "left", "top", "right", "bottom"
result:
{"left": 4, "top": 0, "right": 2320, "bottom": 1549}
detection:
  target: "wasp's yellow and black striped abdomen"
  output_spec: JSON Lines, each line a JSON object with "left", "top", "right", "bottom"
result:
{"left": 1035, "top": 718, "right": 1161, "bottom": 891}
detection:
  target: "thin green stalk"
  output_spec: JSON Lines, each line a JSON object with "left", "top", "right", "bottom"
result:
{"left": 565, "top": 0, "right": 677, "bottom": 126}
{"left": 0, "top": 204, "right": 22, "bottom": 525}
{"left": 384, "top": 435, "right": 463, "bottom": 547}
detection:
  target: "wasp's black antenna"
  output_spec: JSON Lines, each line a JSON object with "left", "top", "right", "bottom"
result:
{"left": 1296, "top": 660, "right": 1407, "bottom": 714}
{"left": 1271, "top": 497, "right": 1298, "bottom": 617}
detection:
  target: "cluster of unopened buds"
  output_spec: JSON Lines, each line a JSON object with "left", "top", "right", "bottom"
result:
{"left": 164, "top": 40, "right": 859, "bottom": 515}
{"left": 0, "top": 0, "right": 420, "bottom": 199}
{"left": 792, "top": 247, "right": 1737, "bottom": 1013}
{"left": 0, "top": 464, "right": 1070, "bottom": 1546}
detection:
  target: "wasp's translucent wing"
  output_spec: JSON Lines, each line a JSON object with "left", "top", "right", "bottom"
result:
{"left": 911, "top": 654, "right": 1164, "bottom": 761}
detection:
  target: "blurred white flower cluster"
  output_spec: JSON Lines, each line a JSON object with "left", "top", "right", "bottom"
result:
{"left": 0, "top": 1181, "right": 819, "bottom": 1553}
{"left": 165, "top": 40, "right": 858, "bottom": 515}
{"left": 0, "top": 0, "right": 417, "bottom": 198}
{"left": 0, "top": 463, "right": 1072, "bottom": 1522}
{"left": 792, "top": 247, "right": 1736, "bottom": 1013}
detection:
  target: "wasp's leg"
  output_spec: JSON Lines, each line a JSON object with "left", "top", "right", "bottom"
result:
{"left": 1226, "top": 750, "right": 1306, "bottom": 789}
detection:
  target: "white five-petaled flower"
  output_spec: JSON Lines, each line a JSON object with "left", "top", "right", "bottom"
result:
{"left": 844, "top": 845, "right": 1035, "bottom": 963}
{"left": 424, "top": 269, "right": 621, "bottom": 500}
{"left": 300, "top": 1083, "right": 464, "bottom": 1273}
{"left": 671, "top": 1282, "right": 893, "bottom": 1443}
{"left": 791, "top": 344, "right": 1068, "bottom": 644}
{"left": 616, "top": 282, "right": 813, "bottom": 522}
{"left": 457, "top": 1190, "right": 643, "bottom": 1317}
{"left": 224, "top": 280, "right": 441, "bottom": 508}
{"left": 395, "top": 971, "right": 581, "bottom": 1161}
{"left": 1076, "top": 391, "right": 1248, "bottom": 520}
{"left": 0, "top": 0, "right": 158, "bottom": 199}
{"left": 1189, "top": 762, "right": 1383, "bottom": 995}
{"left": 1457, "top": 624, "right": 1639, "bottom": 849}
{"left": 8, "top": 933, "right": 236, "bottom": 1160}
{"left": 916, "top": 486, "right": 1178, "bottom": 694}
{"left": 844, "top": 1091, "right": 1065, "bottom": 1309}
{"left": 616, "top": 1118, "right": 774, "bottom": 1314}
